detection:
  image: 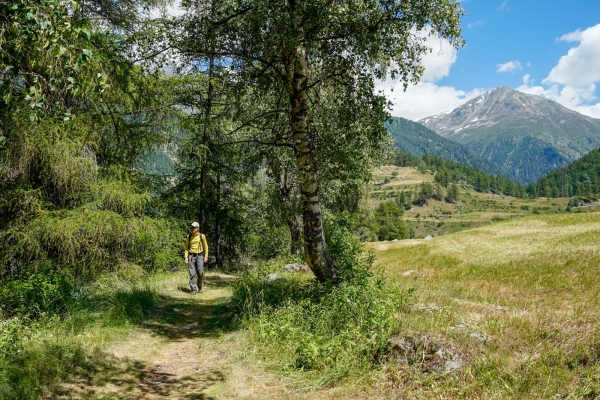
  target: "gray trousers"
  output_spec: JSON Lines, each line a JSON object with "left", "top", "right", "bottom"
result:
{"left": 188, "top": 253, "right": 204, "bottom": 292}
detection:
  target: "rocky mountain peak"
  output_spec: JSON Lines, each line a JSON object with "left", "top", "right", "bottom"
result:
{"left": 416, "top": 87, "right": 600, "bottom": 184}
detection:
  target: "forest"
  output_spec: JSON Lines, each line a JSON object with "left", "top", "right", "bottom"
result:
{"left": 0, "top": 0, "right": 466, "bottom": 397}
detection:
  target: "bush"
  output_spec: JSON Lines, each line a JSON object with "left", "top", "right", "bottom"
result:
{"left": 232, "top": 230, "right": 412, "bottom": 386}
{"left": 0, "top": 270, "right": 75, "bottom": 318}
{"left": 0, "top": 209, "right": 181, "bottom": 296}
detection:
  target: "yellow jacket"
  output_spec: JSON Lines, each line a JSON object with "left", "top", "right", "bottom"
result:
{"left": 185, "top": 232, "right": 208, "bottom": 259}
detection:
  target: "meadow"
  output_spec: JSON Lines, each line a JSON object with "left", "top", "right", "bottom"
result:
{"left": 369, "top": 212, "right": 600, "bottom": 399}
{"left": 2, "top": 187, "right": 599, "bottom": 398}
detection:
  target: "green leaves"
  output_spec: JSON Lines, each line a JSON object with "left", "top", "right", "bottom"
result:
{"left": 0, "top": 0, "right": 103, "bottom": 118}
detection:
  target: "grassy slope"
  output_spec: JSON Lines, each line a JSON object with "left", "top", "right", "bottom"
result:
{"left": 369, "top": 212, "right": 600, "bottom": 399}
{"left": 371, "top": 165, "right": 571, "bottom": 238}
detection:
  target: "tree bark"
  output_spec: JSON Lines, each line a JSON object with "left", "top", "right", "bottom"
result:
{"left": 288, "top": 40, "right": 337, "bottom": 281}
{"left": 267, "top": 158, "right": 302, "bottom": 255}
{"left": 215, "top": 168, "right": 224, "bottom": 267}
{"left": 287, "top": 216, "right": 302, "bottom": 255}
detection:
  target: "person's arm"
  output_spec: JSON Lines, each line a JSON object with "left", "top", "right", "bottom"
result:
{"left": 202, "top": 234, "right": 208, "bottom": 262}
{"left": 184, "top": 235, "right": 189, "bottom": 261}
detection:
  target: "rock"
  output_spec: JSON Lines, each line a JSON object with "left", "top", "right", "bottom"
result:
{"left": 263, "top": 273, "right": 286, "bottom": 282}
{"left": 469, "top": 332, "right": 487, "bottom": 343}
{"left": 283, "top": 263, "right": 312, "bottom": 273}
{"left": 386, "top": 333, "right": 466, "bottom": 374}
{"left": 402, "top": 270, "right": 415, "bottom": 276}
{"left": 392, "top": 239, "right": 399, "bottom": 242}
{"left": 425, "top": 235, "right": 433, "bottom": 240}
{"left": 284, "top": 263, "right": 300, "bottom": 272}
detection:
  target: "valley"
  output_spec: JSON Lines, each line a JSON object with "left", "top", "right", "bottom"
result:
{"left": 370, "top": 165, "right": 577, "bottom": 238}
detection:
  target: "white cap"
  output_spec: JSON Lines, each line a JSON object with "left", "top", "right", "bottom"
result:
{"left": 191, "top": 222, "right": 199, "bottom": 228}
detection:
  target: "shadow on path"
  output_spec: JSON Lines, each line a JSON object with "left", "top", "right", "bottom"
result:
{"left": 54, "top": 351, "right": 224, "bottom": 399}
{"left": 54, "top": 273, "right": 237, "bottom": 399}
{"left": 141, "top": 274, "right": 237, "bottom": 340}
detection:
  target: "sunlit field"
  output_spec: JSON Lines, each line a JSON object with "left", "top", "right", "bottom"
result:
{"left": 369, "top": 212, "right": 600, "bottom": 399}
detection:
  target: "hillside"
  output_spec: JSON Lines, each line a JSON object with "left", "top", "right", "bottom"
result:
{"left": 385, "top": 117, "right": 508, "bottom": 177}
{"left": 370, "top": 165, "right": 572, "bottom": 238}
{"left": 419, "top": 87, "right": 600, "bottom": 183}
{"left": 529, "top": 147, "right": 600, "bottom": 198}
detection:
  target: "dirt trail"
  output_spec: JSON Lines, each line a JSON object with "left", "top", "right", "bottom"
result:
{"left": 62, "top": 272, "right": 298, "bottom": 399}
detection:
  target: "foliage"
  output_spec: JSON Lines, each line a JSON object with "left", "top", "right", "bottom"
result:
{"left": 232, "top": 245, "right": 411, "bottom": 385}
{"left": 1, "top": 0, "right": 104, "bottom": 118}
{"left": 170, "top": 0, "right": 464, "bottom": 281}
{"left": 528, "top": 147, "right": 600, "bottom": 200}
{"left": 373, "top": 201, "right": 409, "bottom": 241}
{"left": 0, "top": 0, "right": 182, "bottom": 315}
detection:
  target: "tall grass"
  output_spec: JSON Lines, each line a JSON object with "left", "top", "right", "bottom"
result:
{"left": 372, "top": 212, "right": 600, "bottom": 399}
{"left": 0, "top": 277, "right": 158, "bottom": 399}
{"left": 232, "top": 221, "right": 414, "bottom": 388}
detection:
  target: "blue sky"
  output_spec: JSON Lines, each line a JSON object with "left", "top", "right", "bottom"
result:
{"left": 379, "top": 0, "right": 600, "bottom": 120}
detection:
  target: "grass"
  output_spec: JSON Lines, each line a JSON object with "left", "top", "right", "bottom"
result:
{"left": 231, "top": 256, "right": 411, "bottom": 391}
{"left": 0, "top": 276, "right": 162, "bottom": 399}
{"left": 369, "top": 212, "right": 600, "bottom": 399}
{"left": 3, "top": 210, "right": 600, "bottom": 398}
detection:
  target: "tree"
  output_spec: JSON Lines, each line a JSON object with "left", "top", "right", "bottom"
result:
{"left": 374, "top": 200, "right": 408, "bottom": 241}
{"left": 172, "top": 0, "right": 464, "bottom": 281}
{"left": 446, "top": 183, "right": 459, "bottom": 203}
{"left": 0, "top": 0, "right": 180, "bottom": 285}
{"left": 415, "top": 182, "right": 434, "bottom": 205}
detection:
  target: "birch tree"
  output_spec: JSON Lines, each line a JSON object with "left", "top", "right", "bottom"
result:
{"left": 172, "top": 0, "right": 464, "bottom": 281}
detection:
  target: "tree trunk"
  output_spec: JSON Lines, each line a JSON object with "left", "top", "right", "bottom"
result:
{"left": 214, "top": 169, "right": 224, "bottom": 267}
{"left": 198, "top": 56, "right": 214, "bottom": 232}
{"left": 266, "top": 157, "right": 302, "bottom": 255}
{"left": 287, "top": 216, "right": 302, "bottom": 255}
{"left": 288, "top": 41, "right": 337, "bottom": 281}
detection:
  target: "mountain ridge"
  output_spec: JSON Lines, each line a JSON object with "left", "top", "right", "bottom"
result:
{"left": 385, "top": 116, "right": 509, "bottom": 178}
{"left": 418, "top": 87, "right": 600, "bottom": 183}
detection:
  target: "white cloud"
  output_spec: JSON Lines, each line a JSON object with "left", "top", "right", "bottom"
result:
{"left": 497, "top": 60, "right": 522, "bottom": 73}
{"left": 499, "top": 0, "right": 509, "bottom": 10}
{"left": 544, "top": 24, "right": 600, "bottom": 87}
{"left": 468, "top": 21, "right": 484, "bottom": 28}
{"left": 518, "top": 74, "right": 600, "bottom": 118}
{"left": 375, "top": 34, "right": 484, "bottom": 121}
{"left": 515, "top": 24, "right": 600, "bottom": 118}
{"left": 557, "top": 29, "right": 584, "bottom": 43}
{"left": 377, "top": 81, "right": 483, "bottom": 121}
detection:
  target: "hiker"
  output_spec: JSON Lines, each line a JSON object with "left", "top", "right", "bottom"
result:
{"left": 184, "top": 222, "right": 208, "bottom": 294}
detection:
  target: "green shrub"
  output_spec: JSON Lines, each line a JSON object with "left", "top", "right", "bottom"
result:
{"left": 232, "top": 232, "right": 412, "bottom": 386}
{"left": 0, "top": 210, "right": 180, "bottom": 290}
{"left": 0, "top": 270, "right": 75, "bottom": 318}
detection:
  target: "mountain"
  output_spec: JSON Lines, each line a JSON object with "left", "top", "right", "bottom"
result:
{"left": 385, "top": 117, "right": 508, "bottom": 177}
{"left": 418, "top": 87, "right": 600, "bottom": 183}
